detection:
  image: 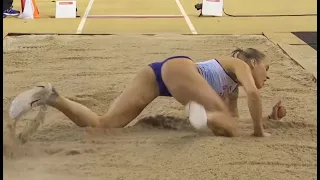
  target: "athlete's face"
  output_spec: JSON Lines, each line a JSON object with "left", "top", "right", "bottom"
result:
{"left": 250, "top": 59, "right": 269, "bottom": 89}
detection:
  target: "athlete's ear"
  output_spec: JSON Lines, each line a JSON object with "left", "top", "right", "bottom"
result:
{"left": 249, "top": 59, "right": 256, "bottom": 68}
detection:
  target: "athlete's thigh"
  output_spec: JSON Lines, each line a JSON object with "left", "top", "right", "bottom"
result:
{"left": 100, "top": 66, "right": 159, "bottom": 127}
{"left": 162, "top": 59, "right": 228, "bottom": 113}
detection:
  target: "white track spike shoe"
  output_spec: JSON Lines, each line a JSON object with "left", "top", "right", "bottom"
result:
{"left": 9, "top": 83, "right": 54, "bottom": 120}
{"left": 185, "top": 101, "right": 210, "bottom": 131}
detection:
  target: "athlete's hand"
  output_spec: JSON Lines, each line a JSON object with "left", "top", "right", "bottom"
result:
{"left": 269, "top": 100, "right": 287, "bottom": 120}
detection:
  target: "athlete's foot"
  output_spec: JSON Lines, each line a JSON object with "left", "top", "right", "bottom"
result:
{"left": 9, "top": 83, "right": 58, "bottom": 120}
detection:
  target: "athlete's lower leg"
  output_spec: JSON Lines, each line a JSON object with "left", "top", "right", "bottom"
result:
{"left": 48, "top": 94, "right": 101, "bottom": 127}
{"left": 9, "top": 68, "right": 158, "bottom": 129}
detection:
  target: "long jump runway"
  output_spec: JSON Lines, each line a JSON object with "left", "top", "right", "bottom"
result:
{"left": 3, "top": 34, "right": 317, "bottom": 180}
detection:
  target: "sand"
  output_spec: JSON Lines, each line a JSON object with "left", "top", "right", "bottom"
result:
{"left": 3, "top": 35, "right": 317, "bottom": 180}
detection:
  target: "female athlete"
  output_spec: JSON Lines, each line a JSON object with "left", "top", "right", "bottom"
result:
{"left": 9, "top": 48, "right": 287, "bottom": 137}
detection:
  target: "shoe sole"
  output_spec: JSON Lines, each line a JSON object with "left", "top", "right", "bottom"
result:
{"left": 3, "top": 13, "right": 19, "bottom": 16}
{"left": 186, "top": 101, "right": 209, "bottom": 131}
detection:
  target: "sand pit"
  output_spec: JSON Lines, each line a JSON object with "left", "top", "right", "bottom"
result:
{"left": 3, "top": 34, "right": 317, "bottom": 180}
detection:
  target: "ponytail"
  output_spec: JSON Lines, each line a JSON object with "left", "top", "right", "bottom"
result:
{"left": 231, "top": 48, "right": 244, "bottom": 58}
{"left": 231, "top": 48, "right": 265, "bottom": 62}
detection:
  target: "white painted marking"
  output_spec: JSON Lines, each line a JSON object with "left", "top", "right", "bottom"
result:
{"left": 87, "top": 14, "right": 184, "bottom": 18}
{"left": 174, "top": 0, "right": 198, "bottom": 34}
{"left": 76, "top": 0, "right": 94, "bottom": 34}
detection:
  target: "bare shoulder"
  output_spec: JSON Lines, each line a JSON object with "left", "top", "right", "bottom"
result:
{"left": 215, "top": 56, "right": 248, "bottom": 72}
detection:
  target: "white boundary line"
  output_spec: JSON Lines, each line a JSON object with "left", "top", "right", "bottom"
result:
{"left": 76, "top": 0, "right": 95, "bottom": 34}
{"left": 87, "top": 15, "right": 184, "bottom": 18}
{"left": 174, "top": 0, "right": 197, "bottom": 34}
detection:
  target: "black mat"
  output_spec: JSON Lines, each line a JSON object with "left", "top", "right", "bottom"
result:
{"left": 292, "top": 32, "right": 317, "bottom": 51}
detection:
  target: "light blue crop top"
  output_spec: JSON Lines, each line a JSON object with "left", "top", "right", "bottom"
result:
{"left": 196, "top": 59, "right": 238, "bottom": 100}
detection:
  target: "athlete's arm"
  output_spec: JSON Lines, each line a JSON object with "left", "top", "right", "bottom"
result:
{"left": 229, "top": 60, "right": 266, "bottom": 137}
{"left": 226, "top": 87, "right": 239, "bottom": 118}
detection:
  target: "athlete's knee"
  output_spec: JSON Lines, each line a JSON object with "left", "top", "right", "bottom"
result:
{"left": 79, "top": 116, "right": 103, "bottom": 128}
{"left": 207, "top": 111, "right": 239, "bottom": 137}
{"left": 96, "top": 115, "right": 129, "bottom": 129}
{"left": 96, "top": 116, "right": 111, "bottom": 128}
